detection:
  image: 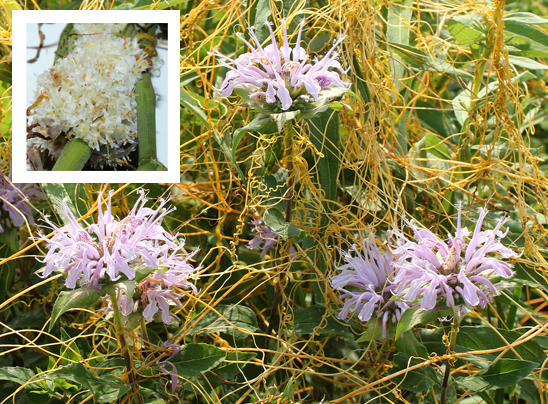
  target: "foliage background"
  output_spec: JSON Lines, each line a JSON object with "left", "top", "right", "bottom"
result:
{"left": 2, "top": 0, "right": 548, "bottom": 402}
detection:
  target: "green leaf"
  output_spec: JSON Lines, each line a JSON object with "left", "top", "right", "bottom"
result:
{"left": 132, "top": 0, "right": 186, "bottom": 9}
{"left": 180, "top": 88, "right": 208, "bottom": 127}
{"left": 456, "top": 327, "right": 546, "bottom": 363}
{"left": 508, "top": 55, "right": 548, "bottom": 70}
{"left": 232, "top": 114, "right": 277, "bottom": 161}
{"left": 505, "top": 19, "right": 548, "bottom": 50}
{"left": 447, "top": 17, "right": 484, "bottom": 45}
{"left": 213, "top": 132, "right": 246, "bottom": 184}
{"left": 0, "top": 367, "right": 35, "bottom": 385}
{"left": 263, "top": 208, "right": 306, "bottom": 242}
{"left": 504, "top": 12, "right": 548, "bottom": 26}
{"left": 0, "top": 63, "right": 12, "bottom": 84}
{"left": 386, "top": 0, "right": 412, "bottom": 90}
{"left": 415, "top": 100, "right": 452, "bottom": 138}
{"left": 392, "top": 353, "right": 437, "bottom": 392}
{"left": 419, "top": 326, "right": 547, "bottom": 366}
{"left": 60, "top": 328, "right": 82, "bottom": 365}
{"left": 355, "top": 317, "right": 387, "bottom": 342}
{"left": 253, "top": 0, "right": 273, "bottom": 43}
{"left": 270, "top": 110, "right": 300, "bottom": 132}
{"left": 458, "top": 359, "right": 539, "bottom": 391}
{"left": 4, "top": 308, "right": 47, "bottom": 331}
{"left": 452, "top": 90, "right": 471, "bottom": 127}
{"left": 481, "top": 359, "right": 538, "bottom": 388}
{"left": 208, "top": 351, "right": 257, "bottom": 381}
{"left": 0, "top": 83, "right": 11, "bottom": 135}
{"left": 302, "top": 236, "right": 327, "bottom": 305}
{"left": 290, "top": 305, "right": 349, "bottom": 336}
{"left": 309, "top": 109, "right": 340, "bottom": 230}
{"left": 424, "top": 134, "right": 452, "bottom": 160}
{"left": 49, "top": 288, "right": 104, "bottom": 332}
{"left": 187, "top": 304, "right": 258, "bottom": 340}
{"left": 511, "top": 262, "right": 548, "bottom": 289}
{"left": 170, "top": 343, "right": 225, "bottom": 378}
{"left": 395, "top": 307, "right": 451, "bottom": 339}
{"left": 47, "top": 364, "right": 130, "bottom": 403}
{"left": 387, "top": 42, "right": 474, "bottom": 78}
{"left": 518, "top": 378, "right": 542, "bottom": 404}
{"left": 93, "top": 358, "right": 126, "bottom": 377}
{"left": 395, "top": 331, "right": 429, "bottom": 359}
{"left": 41, "top": 183, "right": 93, "bottom": 227}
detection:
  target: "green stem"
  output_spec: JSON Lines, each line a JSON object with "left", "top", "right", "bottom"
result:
{"left": 110, "top": 293, "right": 142, "bottom": 404}
{"left": 505, "top": 286, "right": 522, "bottom": 329}
{"left": 52, "top": 138, "right": 92, "bottom": 171}
{"left": 440, "top": 315, "right": 459, "bottom": 404}
{"left": 140, "top": 318, "right": 150, "bottom": 352}
{"left": 135, "top": 72, "right": 160, "bottom": 170}
{"left": 265, "top": 121, "right": 295, "bottom": 343}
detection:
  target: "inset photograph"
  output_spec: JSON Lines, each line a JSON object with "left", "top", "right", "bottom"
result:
{"left": 12, "top": 11, "right": 180, "bottom": 183}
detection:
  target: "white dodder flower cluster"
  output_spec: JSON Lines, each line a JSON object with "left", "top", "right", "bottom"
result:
{"left": 74, "top": 23, "right": 127, "bottom": 35}
{"left": 27, "top": 25, "right": 163, "bottom": 168}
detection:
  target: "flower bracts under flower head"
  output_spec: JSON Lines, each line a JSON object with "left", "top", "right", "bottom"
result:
{"left": 331, "top": 236, "right": 408, "bottom": 339}
{"left": 212, "top": 18, "right": 350, "bottom": 116}
{"left": 391, "top": 202, "right": 520, "bottom": 312}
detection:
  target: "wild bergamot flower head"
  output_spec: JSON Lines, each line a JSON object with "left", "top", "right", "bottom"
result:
{"left": 331, "top": 235, "right": 408, "bottom": 339}
{"left": 37, "top": 190, "right": 199, "bottom": 292}
{"left": 211, "top": 18, "right": 350, "bottom": 117}
{"left": 390, "top": 202, "right": 520, "bottom": 313}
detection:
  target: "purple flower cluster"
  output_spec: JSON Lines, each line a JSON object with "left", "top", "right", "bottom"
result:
{"left": 139, "top": 263, "right": 199, "bottom": 324}
{"left": 247, "top": 217, "right": 296, "bottom": 259}
{"left": 331, "top": 236, "right": 408, "bottom": 339}
{"left": 38, "top": 190, "right": 199, "bottom": 324}
{"left": 332, "top": 203, "right": 520, "bottom": 336}
{"left": 0, "top": 170, "right": 44, "bottom": 233}
{"left": 212, "top": 18, "right": 349, "bottom": 114}
{"left": 247, "top": 217, "right": 279, "bottom": 258}
{"left": 391, "top": 203, "right": 519, "bottom": 311}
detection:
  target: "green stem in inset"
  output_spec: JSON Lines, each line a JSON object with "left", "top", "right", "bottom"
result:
{"left": 135, "top": 72, "right": 162, "bottom": 171}
{"left": 52, "top": 138, "right": 92, "bottom": 171}
{"left": 110, "top": 293, "right": 142, "bottom": 404}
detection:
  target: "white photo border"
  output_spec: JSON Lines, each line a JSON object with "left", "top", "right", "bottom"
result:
{"left": 12, "top": 10, "right": 180, "bottom": 183}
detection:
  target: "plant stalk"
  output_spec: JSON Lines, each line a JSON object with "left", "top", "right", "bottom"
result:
{"left": 110, "top": 293, "right": 142, "bottom": 404}
{"left": 52, "top": 138, "right": 92, "bottom": 171}
{"left": 440, "top": 315, "right": 459, "bottom": 404}
{"left": 265, "top": 120, "right": 295, "bottom": 341}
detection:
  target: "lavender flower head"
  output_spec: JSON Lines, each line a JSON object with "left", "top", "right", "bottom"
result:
{"left": 211, "top": 18, "right": 350, "bottom": 116}
{"left": 247, "top": 217, "right": 296, "bottom": 259}
{"left": 247, "top": 217, "right": 279, "bottom": 258}
{"left": 391, "top": 202, "right": 520, "bottom": 313}
{"left": 38, "top": 190, "right": 200, "bottom": 295}
{"left": 139, "top": 260, "right": 199, "bottom": 325}
{"left": 331, "top": 236, "right": 408, "bottom": 339}
{"left": 0, "top": 169, "right": 44, "bottom": 233}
